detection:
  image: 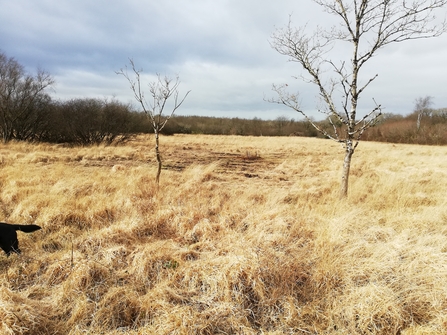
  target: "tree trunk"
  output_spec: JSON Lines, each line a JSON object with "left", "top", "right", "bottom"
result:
{"left": 340, "top": 141, "right": 354, "bottom": 198}
{"left": 417, "top": 113, "right": 422, "bottom": 131}
{"left": 154, "top": 130, "right": 162, "bottom": 185}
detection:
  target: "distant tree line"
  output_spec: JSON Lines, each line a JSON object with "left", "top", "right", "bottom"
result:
{"left": 161, "top": 115, "right": 321, "bottom": 137}
{"left": 163, "top": 111, "right": 447, "bottom": 146}
{"left": 362, "top": 109, "right": 447, "bottom": 145}
{"left": 2, "top": 51, "right": 447, "bottom": 146}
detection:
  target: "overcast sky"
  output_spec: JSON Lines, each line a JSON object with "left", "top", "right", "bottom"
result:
{"left": 1, "top": 0, "right": 446, "bottom": 120}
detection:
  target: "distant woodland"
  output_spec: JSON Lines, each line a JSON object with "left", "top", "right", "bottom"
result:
{"left": 2, "top": 95, "right": 447, "bottom": 146}
{"left": 2, "top": 51, "right": 446, "bottom": 146}
{"left": 164, "top": 110, "right": 447, "bottom": 146}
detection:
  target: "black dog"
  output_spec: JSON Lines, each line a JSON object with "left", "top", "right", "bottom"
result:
{"left": 0, "top": 222, "right": 41, "bottom": 256}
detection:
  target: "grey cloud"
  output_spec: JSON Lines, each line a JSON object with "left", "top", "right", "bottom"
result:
{"left": 1, "top": 0, "right": 446, "bottom": 119}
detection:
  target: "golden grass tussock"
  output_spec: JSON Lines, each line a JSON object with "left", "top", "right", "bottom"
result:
{"left": 1, "top": 134, "right": 447, "bottom": 334}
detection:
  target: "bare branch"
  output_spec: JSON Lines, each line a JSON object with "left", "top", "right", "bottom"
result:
{"left": 353, "top": 102, "right": 382, "bottom": 149}
{"left": 268, "top": 84, "right": 343, "bottom": 142}
{"left": 117, "top": 60, "right": 190, "bottom": 184}
{"left": 270, "top": 0, "right": 447, "bottom": 197}
{"left": 0, "top": 52, "right": 54, "bottom": 142}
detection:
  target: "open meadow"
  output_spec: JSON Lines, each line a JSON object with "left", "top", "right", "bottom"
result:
{"left": 1, "top": 134, "right": 447, "bottom": 334}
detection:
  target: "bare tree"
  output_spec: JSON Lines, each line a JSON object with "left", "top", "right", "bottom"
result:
{"left": 270, "top": 0, "right": 447, "bottom": 198}
{"left": 414, "top": 96, "right": 434, "bottom": 131}
{"left": 117, "top": 60, "right": 190, "bottom": 184}
{"left": 0, "top": 52, "right": 54, "bottom": 142}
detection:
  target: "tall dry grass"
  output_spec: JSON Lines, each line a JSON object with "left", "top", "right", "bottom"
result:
{"left": 0, "top": 135, "right": 447, "bottom": 334}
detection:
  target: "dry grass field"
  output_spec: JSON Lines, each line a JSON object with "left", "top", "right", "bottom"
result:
{"left": 0, "top": 134, "right": 447, "bottom": 334}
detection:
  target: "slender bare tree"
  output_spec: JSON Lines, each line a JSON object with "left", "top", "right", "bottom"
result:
{"left": 414, "top": 96, "right": 434, "bottom": 131}
{"left": 270, "top": 0, "right": 447, "bottom": 198}
{"left": 117, "top": 60, "right": 190, "bottom": 184}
